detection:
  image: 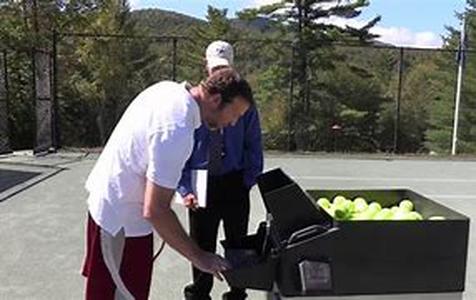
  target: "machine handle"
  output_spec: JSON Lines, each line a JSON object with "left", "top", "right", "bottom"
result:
{"left": 288, "top": 225, "right": 338, "bottom": 245}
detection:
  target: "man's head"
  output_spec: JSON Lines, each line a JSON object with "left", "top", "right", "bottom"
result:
{"left": 205, "top": 40, "right": 234, "bottom": 74}
{"left": 198, "top": 67, "right": 253, "bottom": 130}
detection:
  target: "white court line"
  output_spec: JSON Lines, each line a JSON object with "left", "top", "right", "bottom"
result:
{"left": 426, "top": 194, "right": 476, "bottom": 199}
{"left": 294, "top": 176, "right": 476, "bottom": 183}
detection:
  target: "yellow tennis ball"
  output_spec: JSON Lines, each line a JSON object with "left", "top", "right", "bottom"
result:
{"left": 317, "top": 197, "right": 331, "bottom": 209}
{"left": 399, "top": 199, "right": 414, "bottom": 212}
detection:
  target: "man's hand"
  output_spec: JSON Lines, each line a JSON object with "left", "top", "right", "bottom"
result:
{"left": 191, "top": 251, "right": 231, "bottom": 281}
{"left": 183, "top": 193, "right": 198, "bottom": 210}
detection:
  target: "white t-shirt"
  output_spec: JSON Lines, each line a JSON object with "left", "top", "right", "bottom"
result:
{"left": 85, "top": 81, "right": 201, "bottom": 237}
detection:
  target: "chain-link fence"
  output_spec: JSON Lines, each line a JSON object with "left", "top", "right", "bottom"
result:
{"left": 55, "top": 33, "right": 179, "bottom": 147}
{"left": 308, "top": 44, "right": 466, "bottom": 155}
{"left": 1, "top": 48, "right": 37, "bottom": 152}
{"left": 1, "top": 47, "right": 56, "bottom": 154}
{"left": 0, "top": 49, "right": 11, "bottom": 154}
{"left": 3, "top": 33, "right": 476, "bottom": 155}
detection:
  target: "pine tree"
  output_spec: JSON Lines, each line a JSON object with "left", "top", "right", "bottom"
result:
{"left": 0, "top": 0, "right": 101, "bottom": 149}
{"left": 239, "top": 0, "right": 380, "bottom": 150}
{"left": 59, "top": 0, "right": 153, "bottom": 146}
{"left": 458, "top": 2, "right": 476, "bottom": 153}
{"left": 180, "top": 6, "right": 235, "bottom": 84}
{"left": 426, "top": 1, "right": 476, "bottom": 154}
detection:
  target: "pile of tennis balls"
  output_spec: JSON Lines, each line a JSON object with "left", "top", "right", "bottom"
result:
{"left": 316, "top": 195, "right": 446, "bottom": 221}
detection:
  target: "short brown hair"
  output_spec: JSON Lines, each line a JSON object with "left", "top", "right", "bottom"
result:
{"left": 201, "top": 67, "right": 254, "bottom": 107}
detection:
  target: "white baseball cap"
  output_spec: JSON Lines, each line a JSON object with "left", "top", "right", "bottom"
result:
{"left": 205, "top": 40, "right": 234, "bottom": 70}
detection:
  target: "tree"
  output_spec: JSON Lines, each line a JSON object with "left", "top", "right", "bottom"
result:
{"left": 178, "top": 6, "right": 236, "bottom": 84}
{"left": 457, "top": 3, "right": 476, "bottom": 153}
{"left": 239, "top": 0, "right": 380, "bottom": 150}
{"left": 426, "top": 1, "right": 476, "bottom": 154}
{"left": 0, "top": 0, "right": 103, "bottom": 149}
{"left": 59, "top": 0, "right": 154, "bottom": 146}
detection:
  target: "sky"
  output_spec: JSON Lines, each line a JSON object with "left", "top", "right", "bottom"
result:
{"left": 129, "top": 0, "right": 467, "bottom": 48}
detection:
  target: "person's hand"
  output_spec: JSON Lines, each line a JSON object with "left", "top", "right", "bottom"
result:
{"left": 192, "top": 251, "right": 231, "bottom": 281}
{"left": 183, "top": 193, "right": 198, "bottom": 210}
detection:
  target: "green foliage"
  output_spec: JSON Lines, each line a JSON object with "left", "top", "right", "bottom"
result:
{"left": 240, "top": 0, "right": 381, "bottom": 151}
{"left": 130, "top": 8, "right": 206, "bottom": 36}
{"left": 253, "top": 51, "right": 292, "bottom": 150}
{"left": 58, "top": 0, "right": 154, "bottom": 146}
{"left": 179, "top": 6, "right": 236, "bottom": 84}
{"left": 425, "top": 1, "right": 476, "bottom": 154}
{"left": 2, "top": 1, "right": 475, "bottom": 155}
{"left": 4, "top": 51, "right": 35, "bottom": 150}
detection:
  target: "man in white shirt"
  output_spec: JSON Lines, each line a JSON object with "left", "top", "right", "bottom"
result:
{"left": 81, "top": 67, "right": 254, "bottom": 300}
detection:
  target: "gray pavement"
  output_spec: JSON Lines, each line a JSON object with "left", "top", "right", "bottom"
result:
{"left": 0, "top": 151, "right": 475, "bottom": 300}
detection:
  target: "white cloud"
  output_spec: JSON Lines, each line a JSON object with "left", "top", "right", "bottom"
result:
{"left": 322, "top": 17, "right": 443, "bottom": 48}
{"left": 251, "top": 0, "right": 353, "bottom": 8}
{"left": 245, "top": 3, "right": 443, "bottom": 48}
{"left": 372, "top": 26, "right": 442, "bottom": 48}
{"left": 129, "top": 0, "right": 142, "bottom": 10}
{"left": 252, "top": 0, "right": 281, "bottom": 6}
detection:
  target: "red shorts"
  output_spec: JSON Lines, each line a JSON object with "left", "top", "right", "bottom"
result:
{"left": 82, "top": 214, "right": 153, "bottom": 300}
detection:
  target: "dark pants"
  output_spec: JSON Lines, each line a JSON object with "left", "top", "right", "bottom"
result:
{"left": 184, "top": 170, "right": 250, "bottom": 300}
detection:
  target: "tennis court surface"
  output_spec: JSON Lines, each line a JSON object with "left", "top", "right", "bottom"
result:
{"left": 0, "top": 151, "right": 475, "bottom": 299}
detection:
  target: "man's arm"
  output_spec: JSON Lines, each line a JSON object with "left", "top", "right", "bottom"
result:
{"left": 177, "top": 160, "right": 198, "bottom": 209}
{"left": 177, "top": 161, "right": 193, "bottom": 197}
{"left": 243, "top": 106, "right": 264, "bottom": 189}
{"left": 143, "top": 179, "right": 229, "bottom": 279}
{"left": 177, "top": 126, "right": 209, "bottom": 209}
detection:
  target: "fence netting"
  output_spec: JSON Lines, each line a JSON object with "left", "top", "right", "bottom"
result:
{"left": 4, "top": 33, "right": 475, "bottom": 155}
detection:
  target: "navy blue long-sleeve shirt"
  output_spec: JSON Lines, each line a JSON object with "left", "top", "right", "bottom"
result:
{"left": 177, "top": 106, "right": 263, "bottom": 197}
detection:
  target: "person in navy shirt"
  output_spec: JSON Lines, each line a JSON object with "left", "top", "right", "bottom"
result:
{"left": 179, "top": 41, "right": 263, "bottom": 300}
